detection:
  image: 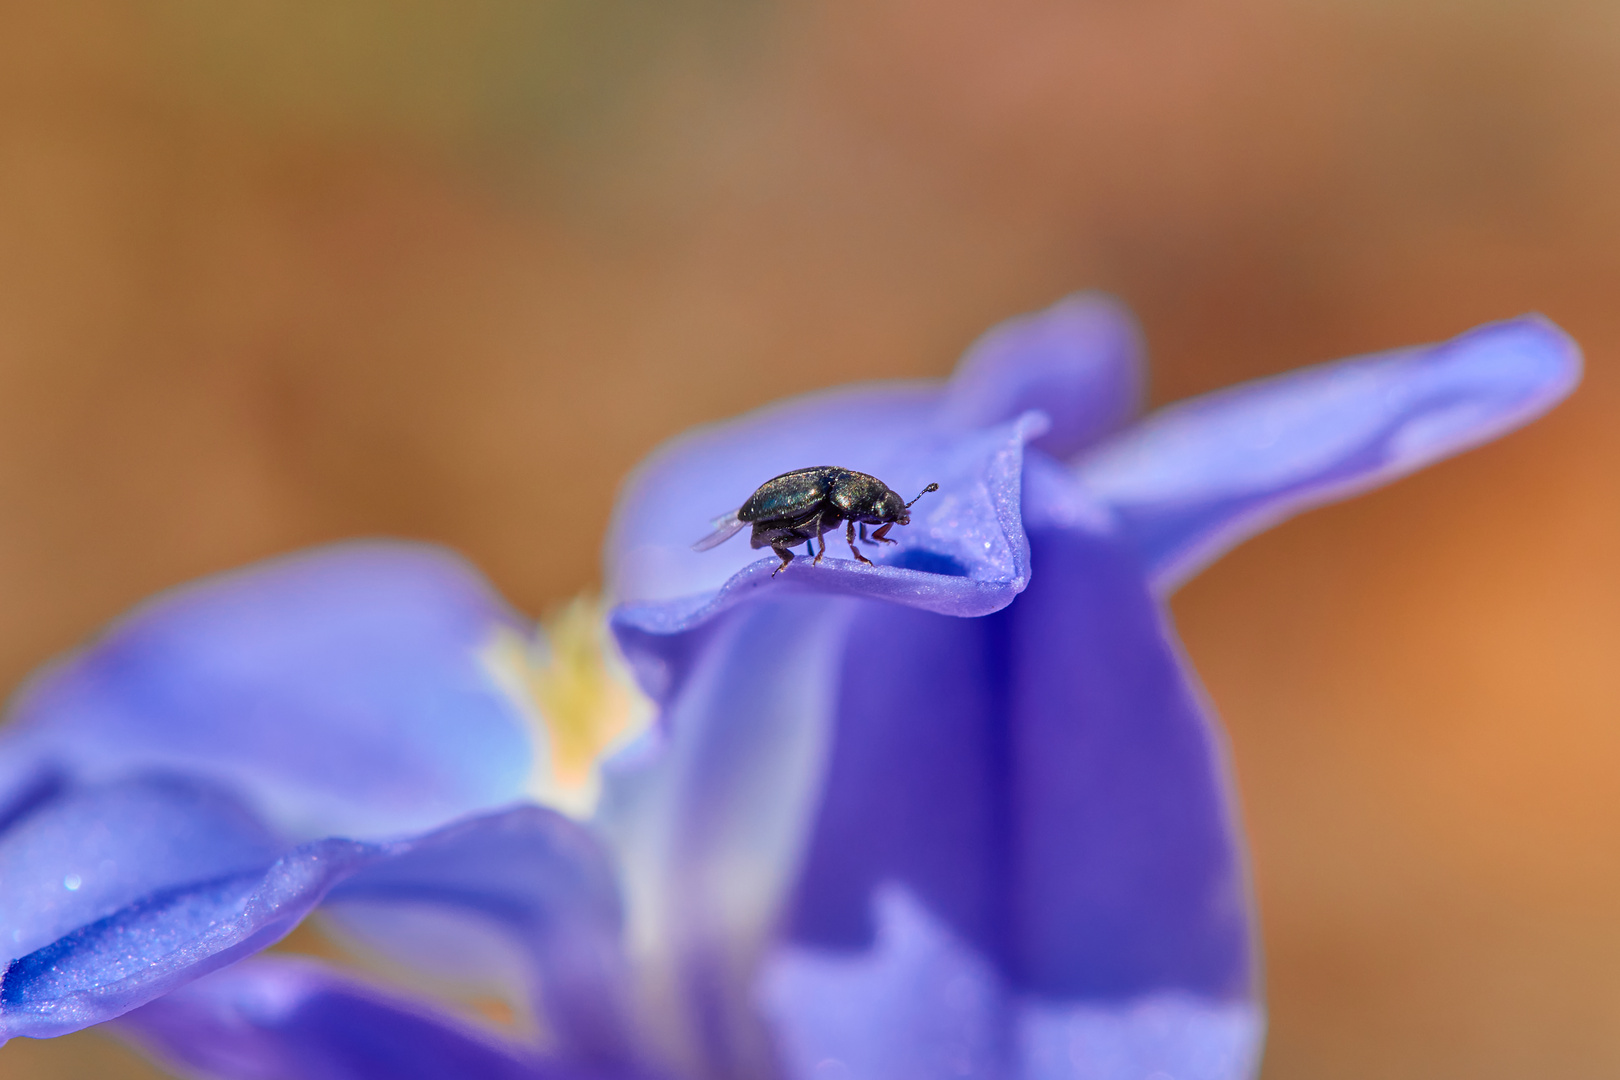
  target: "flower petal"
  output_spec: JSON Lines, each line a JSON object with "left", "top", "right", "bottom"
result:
{"left": 608, "top": 391, "right": 1043, "bottom": 643}
{"left": 0, "top": 776, "right": 284, "bottom": 970}
{"left": 605, "top": 522, "right": 1254, "bottom": 1074}
{"left": 113, "top": 956, "right": 621, "bottom": 1080}
{"left": 775, "top": 525, "right": 1254, "bottom": 1067}
{"left": 0, "top": 837, "right": 378, "bottom": 1042}
{"left": 939, "top": 293, "right": 1144, "bottom": 459}
{"left": 759, "top": 886, "right": 1007, "bottom": 1080}
{"left": 762, "top": 892, "right": 1263, "bottom": 1080}
{"left": 1017, "top": 994, "right": 1262, "bottom": 1080}
{"left": 1001, "top": 528, "right": 1252, "bottom": 999}
{"left": 321, "top": 806, "right": 638, "bottom": 1065}
{"left": 0, "top": 542, "right": 534, "bottom": 840}
{"left": 0, "top": 804, "right": 626, "bottom": 1047}
{"left": 1075, "top": 315, "right": 1581, "bottom": 590}
{"left": 595, "top": 596, "right": 856, "bottom": 1076}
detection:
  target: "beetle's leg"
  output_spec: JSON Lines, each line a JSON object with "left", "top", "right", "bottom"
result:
{"left": 870, "top": 522, "right": 897, "bottom": 545}
{"left": 846, "top": 520, "right": 873, "bottom": 565}
{"left": 858, "top": 523, "right": 871, "bottom": 544}
{"left": 771, "top": 545, "right": 795, "bottom": 576}
{"left": 806, "top": 514, "right": 828, "bottom": 565}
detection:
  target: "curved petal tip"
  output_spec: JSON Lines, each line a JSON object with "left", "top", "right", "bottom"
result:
{"left": 1077, "top": 313, "right": 1582, "bottom": 591}
{"left": 942, "top": 292, "right": 1144, "bottom": 458}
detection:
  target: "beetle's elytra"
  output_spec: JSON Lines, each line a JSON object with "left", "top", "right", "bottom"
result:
{"left": 693, "top": 466, "right": 939, "bottom": 575}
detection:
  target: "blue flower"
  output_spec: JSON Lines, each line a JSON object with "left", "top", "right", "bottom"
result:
{"left": 600, "top": 295, "right": 1578, "bottom": 1079}
{"left": 0, "top": 296, "right": 1578, "bottom": 1080}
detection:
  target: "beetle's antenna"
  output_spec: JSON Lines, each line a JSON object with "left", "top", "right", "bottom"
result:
{"left": 905, "top": 482, "right": 939, "bottom": 509}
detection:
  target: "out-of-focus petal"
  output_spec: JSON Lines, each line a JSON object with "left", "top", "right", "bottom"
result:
{"left": 113, "top": 956, "right": 620, "bottom": 1080}
{"left": 1076, "top": 315, "right": 1581, "bottom": 591}
{"left": 773, "top": 526, "right": 1253, "bottom": 1069}
{"left": 609, "top": 393, "right": 1043, "bottom": 645}
{"left": 939, "top": 293, "right": 1144, "bottom": 458}
{"left": 0, "top": 804, "right": 628, "bottom": 1048}
{"left": 0, "top": 839, "right": 377, "bottom": 1042}
{"left": 0, "top": 776, "right": 283, "bottom": 971}
{"left": 0, "top": 542, "right": 534, "bottom": 840}
{"left": 321, "top": 806, "right": 638, "bottom": 1066}
{"left": 594, "top": 596, "right": 856, "bottom": 1077}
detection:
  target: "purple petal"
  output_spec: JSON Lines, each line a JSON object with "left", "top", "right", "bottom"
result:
{"left": 321, "top": 806, "right": 638, "bottom": 1066}
{"left": 939, "top": 293, "right": 1144, "bottom": 459}
{"left": 772, "top": 524, "right": 1253, "bottom": 1066}
{"left": 602, "top": 524, "right": 1253, "bottom": 1074}
{"left": 0, "top": 542, "right": 534, "bottom": 840}
{"left": 1076, "top": 315, "right": 1581, "bottom": 590}
{"left": 114, "top": 956, "right": 625, "bottom": 1080}
{"left": 1002, "top": 528, "right": 1251, "bottom": 998}
{"left": 609, "top": 393, "right": 1044, "bottom": 647}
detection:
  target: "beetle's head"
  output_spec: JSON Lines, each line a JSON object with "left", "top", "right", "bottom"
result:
{"left": 874, "top": 488, "right": 909, "bottom": 524}
{"left": 880, "top": 481, "right": 938, "bottom": 526}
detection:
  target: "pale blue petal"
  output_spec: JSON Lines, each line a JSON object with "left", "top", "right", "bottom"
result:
{"left": 1017, "top": 994, "right": 1262, "bottom": 1080}
{"left": 595, "top": 597, "right": 856, "bottom": 1076}
{"left": 760, "top": 889, "right": 1262, "bottom": 1080}
{"left": 0, "top": 542, "right": 533, "bottom": 840}
{"left": 1075, "top": 316, "right": 1580, "bottom": 590}
{"left": 758, "top": 886, "right": 1007, "bottom": 1080}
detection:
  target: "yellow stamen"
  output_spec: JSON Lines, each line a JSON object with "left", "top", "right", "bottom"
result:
{"left": 483, "top": 595, "right": 650, "bottom": 815}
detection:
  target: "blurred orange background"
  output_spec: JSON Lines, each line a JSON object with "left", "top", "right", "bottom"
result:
{"left": 3, "top": 1, "right": 1618, "bottom": 1077}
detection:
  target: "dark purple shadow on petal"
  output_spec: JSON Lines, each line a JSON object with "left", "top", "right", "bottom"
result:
{"left": 786, "top": 527, "right": 1252, "bottom": 1001}
{"left": 783, "top": 602, "right": 1007, "bottom": 957}
{"left": 324, "top": 807, "right": 638, "bottom": 1067}
{"left": 116, "top": 957, "right": 639, "bottom": 1080}
{"left": 1005, "top": 527, "right": 1250, "bottom": 998}
{"left": 0, "top": 767, "right": 66, "bottom": 837}
{"left": 940, "top": 292, "right": 1145, "bottom": 459}
{"left": 0, "top": 541, "right": 533, "bottom": 842}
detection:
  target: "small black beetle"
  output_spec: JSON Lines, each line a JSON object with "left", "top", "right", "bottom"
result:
{"left": 694, "top": 467, "right": 939, "bottom": 575}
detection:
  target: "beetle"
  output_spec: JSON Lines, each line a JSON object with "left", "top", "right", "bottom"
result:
{"left": 693, "top": 466, "right": 939, "bottom": 575}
